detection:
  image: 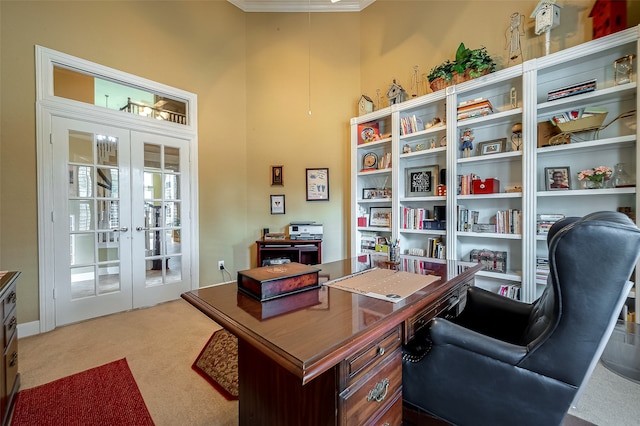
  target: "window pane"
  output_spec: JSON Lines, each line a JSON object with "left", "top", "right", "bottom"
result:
{"left": 53, "top": 65, "right": 188, "bottom": 125}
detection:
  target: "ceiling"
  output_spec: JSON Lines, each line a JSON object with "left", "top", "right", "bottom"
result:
{"left": 227, "top": 0, "right": 376, "bottom": 12}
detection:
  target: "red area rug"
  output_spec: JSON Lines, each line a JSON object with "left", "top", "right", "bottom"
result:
{"left": 192, "top": 329, "right": 239, "bottom": 400}
{"left": 11, "top": 358, "right": 154, "bottom": 426}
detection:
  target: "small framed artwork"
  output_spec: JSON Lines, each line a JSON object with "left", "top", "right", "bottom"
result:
{"left": 370, "top": 207, "right": 392, "bottom": 228}
{"left": 271, "top": 166, "right": 283, "bottom": 186}
{"left": 362, "top": 187, "right": 392, "bottom": 199}
{"left": 306, "top": 168, "right": 329, "bottom": 201}
{"left": 545, "top": 167, "right": 571, "bottom": 190}
{"left": 270, "top": 194, "right": 285, "bottom": 214}
{"left": 405, "top": 165, "right": 439, "bottom": 197}
{"left": 478, "top": 138, "right": 507, "bottom": 156}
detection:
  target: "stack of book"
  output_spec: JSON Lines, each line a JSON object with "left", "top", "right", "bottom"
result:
{"left": 457, "top": 98, "right": 493, "bottom": 121}
{"left": 536, "top": 213, "right": 565, "bottom": 235}
{"left": 547, "top": 79, "right": 596, "bottom": 101}
{"left": 536, "top": 257, "right": 550, "bottom": 286}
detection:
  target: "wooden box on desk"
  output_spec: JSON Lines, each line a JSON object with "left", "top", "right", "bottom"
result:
{"left": 237, "top": 262, "right": 320, "bottom": 301}
{"left": 236, "top": 289, "right": 321, "bottom": 320}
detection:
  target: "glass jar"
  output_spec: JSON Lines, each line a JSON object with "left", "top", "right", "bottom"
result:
{"left": 612, "top": 163, "right": 634, "bottom": 188}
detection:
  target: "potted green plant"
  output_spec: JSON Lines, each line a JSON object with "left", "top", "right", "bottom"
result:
{"left": 427, "top": 43, "right": 496, "bottom": 92}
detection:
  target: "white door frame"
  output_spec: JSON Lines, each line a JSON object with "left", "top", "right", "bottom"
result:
{"left": 35, "top": 46, "right": 199, "bottom": 333}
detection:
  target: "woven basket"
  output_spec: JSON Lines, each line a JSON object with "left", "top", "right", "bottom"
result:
{"left": 429, "top": 69, "right": 491, "bottom": 93}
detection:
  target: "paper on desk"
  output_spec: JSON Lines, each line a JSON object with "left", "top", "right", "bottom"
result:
{"left": 325, "top": 268, "right": 440, "bottom": 303}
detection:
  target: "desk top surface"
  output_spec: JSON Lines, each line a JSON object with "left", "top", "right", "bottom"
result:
{"left": 182, "top": 258, "right": 480, "bottom": 383}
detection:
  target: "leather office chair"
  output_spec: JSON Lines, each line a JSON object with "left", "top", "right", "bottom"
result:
{"left": 402, "top": 211, "right": 640, "bottom": 426}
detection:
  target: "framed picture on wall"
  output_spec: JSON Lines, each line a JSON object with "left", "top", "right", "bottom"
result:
{"left": 270, "top": 194, "right": 285, "bottom": 214}
{"left": 306, "top": 168, "right": 329, "bottom": 201}
{"left": 271, "top": 166, "right": 283, "bottom": 186}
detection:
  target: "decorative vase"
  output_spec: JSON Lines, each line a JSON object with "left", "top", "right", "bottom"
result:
{"left": 612, "top": 163, "right": 634, "bottom": 188}
{"left": 585, "top": 179, "right": 606, "bottom": 189}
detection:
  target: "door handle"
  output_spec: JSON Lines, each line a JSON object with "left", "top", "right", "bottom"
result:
{"left": 113, "top": 227, "right": 129, "bottom": 232}
{"left": 136, "top": 226, "right": 150, "bottom": 231}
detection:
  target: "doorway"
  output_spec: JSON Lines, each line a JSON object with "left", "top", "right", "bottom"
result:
{"left": 51, "top": 117, "right": 192, "bottom": 326}
{"left": 37, "top": 46, "right": 199, "bottom": 331}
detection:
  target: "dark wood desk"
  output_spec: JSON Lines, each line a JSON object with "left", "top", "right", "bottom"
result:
{"left": 182, "top": 258, "right": 481, "bottom": 425}
{"left": 256, "top": 239, "right": 322, "bottom": 266}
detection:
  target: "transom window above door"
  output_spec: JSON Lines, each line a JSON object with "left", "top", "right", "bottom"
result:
{"left": 53, "top": 65, "right": 189, "bottom": 125}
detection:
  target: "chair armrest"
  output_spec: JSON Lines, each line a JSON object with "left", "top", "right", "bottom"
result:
{"left": 454, "top": 287, "right": 533, "bottom": 343}
{"left": 429, "top": 317, "right": 528, "bottom": 365}
{"left": 464, "top": 286, "right": 532, "bottom": 318}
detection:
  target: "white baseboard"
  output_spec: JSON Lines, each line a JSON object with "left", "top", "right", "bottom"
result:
{"left": 18, "top": 321, "right": 41, "bottom": 338}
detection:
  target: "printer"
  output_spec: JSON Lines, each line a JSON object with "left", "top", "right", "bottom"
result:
{"left": 288, "top": 222, "right": 323, "bottom": 240}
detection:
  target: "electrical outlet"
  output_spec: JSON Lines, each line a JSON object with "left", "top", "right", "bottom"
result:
{"left": 218, "top": 260, "right": 225, "bottom": 270}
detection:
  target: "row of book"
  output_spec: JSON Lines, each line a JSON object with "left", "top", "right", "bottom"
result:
{"left": 401, "top": 207, "right": 429, "bottom": 230}
{"left": 495, "top": 209, "right": 522, "bottom": 235}
{"left": 426, "top": 237, "right": 445, "bottom": 259}
{"left": 403, "top": 258, "right": 443, "bottom": 274}
{"left": 457, "top": 206, "right": 479, "bottom": 232}
{"left": 499, "top": 284, "right": 521, "bottom": 300}
{"left": 457, "top": 97, "right": 494, "bottom": 121}
{"left": 400, "top": 115, "right": 424, "bottom": 135}
{"left": 457, "top": 174, "right": 477, "bottom": 195}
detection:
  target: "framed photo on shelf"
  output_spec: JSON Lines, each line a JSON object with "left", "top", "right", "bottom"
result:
{"left": 477, "top": 138, "right": 507, "bottom": 156}
{"left": 545, "top": 167, "right": 571, "bottom": 191}
{"left": 362, "top": 187, "right": 392, "bottom": 200}
{"left": 405, "top": 165, "right": 439, "bottom": 197}
{"left": 306, "top": 168, "right": 329, "bottom": 201}
{"left": 369, "top": 207, "right": 392, "bottom": 228}
{"left": 271, "top": 166, "right": 283, "bottom": 186}
{"left": 270, "top": 194, "right": 285, "bottom": 214}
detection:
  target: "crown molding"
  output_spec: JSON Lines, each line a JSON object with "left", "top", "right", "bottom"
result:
{"left": 227, "top": 0, "right": 376, "bottom": 13}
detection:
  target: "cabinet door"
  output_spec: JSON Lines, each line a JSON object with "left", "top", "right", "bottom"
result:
{"left": 534, "top": 29, "right": 639, "bottom": 301}
{"left": 451, "top": 69, "right": 525, "bottom": 300}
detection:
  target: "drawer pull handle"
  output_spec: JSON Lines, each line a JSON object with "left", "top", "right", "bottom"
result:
{"left": 367, "top": 378, "right": 389, "bottom": 403}
{"left": 377, "top": 346, "right": 385, "bottom": 356}
{"left": 7, "top": 291, "right": 16, "bottom": 304}
{"left": 8, "top": 317, "right": 17, "bottom": 329}
{"left": 9, "top": 352, "right": 17, "bottom": 367}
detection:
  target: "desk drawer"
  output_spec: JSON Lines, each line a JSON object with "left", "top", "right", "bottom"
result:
{"left": 339, "top": 349, "right": 402, "bottom": 426}
{"left": 404, "top": 280, "right": 471, "bottom": 343}
{"left": 343, "top": 326, "right": 401, "bottom": 387}
{"left": 364, "top": 386, "right": 403, "bottom": 426}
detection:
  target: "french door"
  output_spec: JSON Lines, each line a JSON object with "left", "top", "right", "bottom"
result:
{"left": 52, "top": 116, "right": 191, "bottom": 326}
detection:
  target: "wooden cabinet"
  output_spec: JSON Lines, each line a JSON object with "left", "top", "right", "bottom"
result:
{"left": 0, "top": 271, "right": 19, "bottom": 426}
{"left": 255, "top": 239, "right": 322, "bottom": 267}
